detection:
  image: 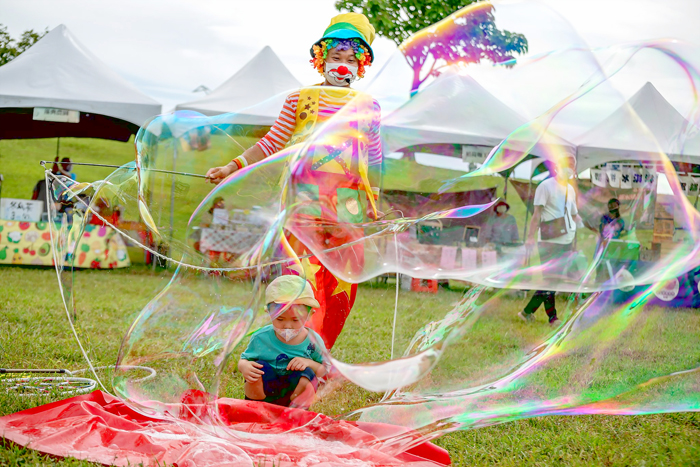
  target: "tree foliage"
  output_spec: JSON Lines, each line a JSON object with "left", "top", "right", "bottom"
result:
{"left": 0, "top": 24, "right": 48, "bottom": 67}
{"left": 334, "top": 0, "right": 528, "bottom": 94}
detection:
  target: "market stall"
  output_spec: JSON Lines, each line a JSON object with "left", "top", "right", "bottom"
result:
{"left": 0, "top": 220, "right": 130, "bottom": 268}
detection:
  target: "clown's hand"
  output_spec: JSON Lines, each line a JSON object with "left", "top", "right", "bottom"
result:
{"left": 366, "top": 207, "right": 385, "bottom": 220}
{"left": 205, "top": 163, "right": 237, "bottom": 184}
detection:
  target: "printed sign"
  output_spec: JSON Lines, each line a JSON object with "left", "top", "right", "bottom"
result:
{"left": 0, "top": 198, "right": 44, "bottom": 222}
{"left": 461, "top": 145, "right": 491, "bottom": 164}
{"left": 33, "top": 107, "right": 80, "bottom": 123}
{"left": 654, "top": 277, "right": 680, "bottom": 301}
{"left": 591, "top": 169, "right": 607, "bottom": 187}
{"left": 631, "top": 168, "right": 644, "bottom": 188}
{"left": 607, "top": 169, "right": 621, "bottom": 188}
{"left": 620, "top": 167, "right": 633, "bottom": 189}
{"left": 689, "top": 175, "right": 700, "bottom": 196}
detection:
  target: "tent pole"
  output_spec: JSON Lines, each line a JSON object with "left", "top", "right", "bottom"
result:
{"left": 169, "top": 144, "right": 178, "bottom": 242}
{"left": 522, "top": 170, "right": 532, "bottom": 241}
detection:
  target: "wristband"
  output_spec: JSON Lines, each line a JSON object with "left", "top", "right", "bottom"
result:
{"left": 237, "top": 155, "right": 249, "bottom": 168}
{"left": 231, "top": 158, "right": 243, "bottom": 171}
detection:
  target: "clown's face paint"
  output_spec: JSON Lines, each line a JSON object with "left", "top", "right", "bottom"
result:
{"left": 324, "top": 62, "right": 358, "bottom": 86}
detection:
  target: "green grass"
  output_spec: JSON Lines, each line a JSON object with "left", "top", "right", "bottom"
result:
{"left": 0, "top": 267, "right": 698, "bottom": 466}
{"left": 0, "top": 137, "right": 136, "bottom": 200}
{"left": 1, "top": 138, "right": 699, "bottom": 465}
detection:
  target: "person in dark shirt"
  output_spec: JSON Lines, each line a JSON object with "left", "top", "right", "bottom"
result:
{"left": 484, "top": 200, "right": 519, "bottom": 246}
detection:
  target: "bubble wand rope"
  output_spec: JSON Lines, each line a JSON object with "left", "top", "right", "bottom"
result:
{"left": 390, "top": 232, "right": 400, "bottom": 360}
{"left": 45, "top": 170, "right": 111, "bottom": 392}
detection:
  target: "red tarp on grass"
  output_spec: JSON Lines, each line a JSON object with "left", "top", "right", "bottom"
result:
{"left": 0, "top": 391, "right": 450, "bottom": 466}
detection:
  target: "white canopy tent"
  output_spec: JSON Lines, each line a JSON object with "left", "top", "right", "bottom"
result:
{"left": 574, "top": 82, "right": 700, "bottom": 171}
{"left": 0, "top": 24, "right": 161, "bottom": 140}
{"left": 381, "top": 68, "right": 575, "bottom": 158}
{"left": 176, "top": 46, "right": 301, "bottom": 124}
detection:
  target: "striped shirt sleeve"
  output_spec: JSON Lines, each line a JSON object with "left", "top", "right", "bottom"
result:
{"left": 368, "top": 99, "right": 382, "bottom": 167}
{"left": 255, "top": 91, "right": 299, "bottom": 157}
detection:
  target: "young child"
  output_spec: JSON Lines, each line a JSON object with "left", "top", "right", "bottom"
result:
{"left": 238, "top": 275, "right": 328, "bottom": 408}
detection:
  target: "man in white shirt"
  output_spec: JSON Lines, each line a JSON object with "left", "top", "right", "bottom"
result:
{"left": 519, "top": 155, "right": 587, "bottom": 325}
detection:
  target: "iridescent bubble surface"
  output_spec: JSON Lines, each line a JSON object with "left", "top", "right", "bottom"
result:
{"left": 47, "top": 1, "right": 700, "bottom": 464}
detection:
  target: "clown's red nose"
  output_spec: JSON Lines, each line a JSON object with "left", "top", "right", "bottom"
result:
{"left": 337, "top": 65, "right": 349, "bottom": 75}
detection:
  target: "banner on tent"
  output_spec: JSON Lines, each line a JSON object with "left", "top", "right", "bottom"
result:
{"left": 621, "top": 167, "right": 633, "bottom": 189}
{"left": 33, "top": 108, "right": 80, "bottom": 123}
{"left": 679, "top": 174, "right": 700, "bottom": 196}
{"left": 591, "top": 168, "right": 606, "bottom": 187}
{"left": 590, "top": 164, "right": 657, "bottom": 190}
{"left": 461, "top": 145, "right": 491, "bottom": 165}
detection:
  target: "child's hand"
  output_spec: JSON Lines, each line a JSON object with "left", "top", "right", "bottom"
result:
{"left": 287, "top": 357, "right": 315, "bottom": 372}
{"left": 240, "top": 360, "right": 264, "bottom": 382}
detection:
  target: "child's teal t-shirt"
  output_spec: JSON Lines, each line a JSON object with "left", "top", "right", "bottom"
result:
{"left": 240, "top": 325, "right": 327, "bottom": 375}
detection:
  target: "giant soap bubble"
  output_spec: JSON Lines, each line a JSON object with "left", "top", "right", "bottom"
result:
{"left": 47, "top": 0, "right": 700, "bottom": 464}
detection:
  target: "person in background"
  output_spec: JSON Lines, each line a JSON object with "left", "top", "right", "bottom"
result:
{"left": 196, "top": 196, "right": 228, "bottom": 265}
{"left": 483, "top": 200, "right": 519, "bottom": 248}
{"left": 518, "top": 155, "right": 589, "bottom": 326}
{"left": 32, "top": 163, "right": 61, "bottom": 220}
{"left": 599, "top": 198, "right": 625, "bottom": 240}
{"left": 52, "top": 157, "right": 76, "bottom": 181}
{"left": 200, "top": 196, "right": 226, "bottom": 228}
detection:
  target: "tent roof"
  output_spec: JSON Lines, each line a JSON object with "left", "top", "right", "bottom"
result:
{"left": 381, "top": 69, "right": 574, "bottom": 157}
{"left": 574, "top": 82, "right": 700, "bottom": 170}
{"left": 176, "top": 46, "right": 301, "bottom": 121}
{"left": 0, "top": 24, "right": 161, "bottom": 129}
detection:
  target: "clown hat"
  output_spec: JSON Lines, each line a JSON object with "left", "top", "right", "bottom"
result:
{"left": 310, "top": 12, "right": 376, "bottom": 63}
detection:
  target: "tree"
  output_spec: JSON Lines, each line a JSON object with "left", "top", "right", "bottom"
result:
{"left": 335, "top": 0, "right": 528, "bottom": 95}
{"left": 0, "top": 24, "right": 48, "bottom": 66}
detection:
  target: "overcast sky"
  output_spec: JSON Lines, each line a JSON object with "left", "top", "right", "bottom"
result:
{"left": 2, "top": 0, "right": 700, "bottom": 126}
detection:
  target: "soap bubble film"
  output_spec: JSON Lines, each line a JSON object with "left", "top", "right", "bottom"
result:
{"left": 45, "top": 0, "right": 700, "bottom": 463}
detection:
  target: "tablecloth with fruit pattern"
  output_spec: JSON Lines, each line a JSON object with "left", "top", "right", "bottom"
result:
{"left": 0, "top": 220, "right": 130, "bottom": 268}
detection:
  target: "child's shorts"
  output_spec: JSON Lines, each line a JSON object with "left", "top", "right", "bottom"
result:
{"left": 244, "top": 360, "right": 318, "bottom": 407}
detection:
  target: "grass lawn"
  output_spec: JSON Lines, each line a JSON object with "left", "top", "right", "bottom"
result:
{"left": 0, "top": 137, "right": 699, "bottom": 465}
{"left": 0, "top": 266, "right": 698, "bottom": 466}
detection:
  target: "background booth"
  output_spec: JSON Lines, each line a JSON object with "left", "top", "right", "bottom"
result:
{"left": 0, "top": 24, "right": 162, "bottom": 268}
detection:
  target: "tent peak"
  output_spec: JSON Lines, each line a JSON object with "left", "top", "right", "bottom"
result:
{"left": 631, "top": 81, "right": 668, "bottom": 102}
{"left": 175, "top": 44, "right": 301, "bottom": 116}
{"left": 574, "top": 80, "right": 700, "bottom": 167}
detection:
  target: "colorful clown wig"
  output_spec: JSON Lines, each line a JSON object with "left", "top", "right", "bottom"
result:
{"left": 310, "top": 38, "right": 372, "bottom": 78}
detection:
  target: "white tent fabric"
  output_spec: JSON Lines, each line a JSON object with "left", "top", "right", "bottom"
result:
{"left": 176, "top": 46, "right": 301, "bottom": 123}
{"left": 381, "top": 68, "right": 574, "bottom": 158}
{"left": 0, "top": 24, "right": 161, "bottom": 127}
{"left": 574, "top": 82, "right": 700, "bottom": 171}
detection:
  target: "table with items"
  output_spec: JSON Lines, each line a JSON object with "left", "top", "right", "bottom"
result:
{"left": 0, "top": 219, "right": 130, "bottom": 268}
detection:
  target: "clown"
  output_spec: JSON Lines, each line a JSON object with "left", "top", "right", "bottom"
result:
{"left": 206, "top": 13, "right": 382, "bottom": 349}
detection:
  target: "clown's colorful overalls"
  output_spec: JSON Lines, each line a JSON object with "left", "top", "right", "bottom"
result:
{"left": 283, "top": 86, "right": 378, "bottom": 349}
